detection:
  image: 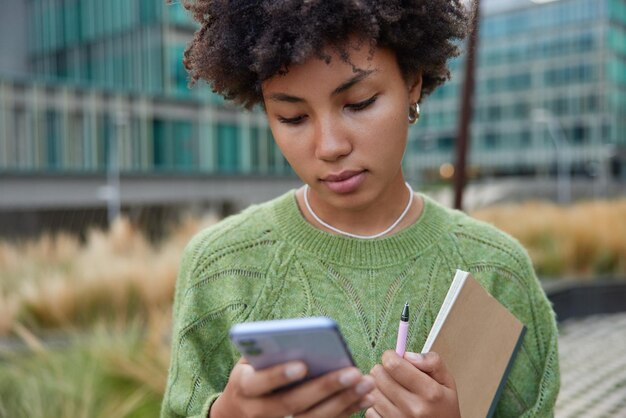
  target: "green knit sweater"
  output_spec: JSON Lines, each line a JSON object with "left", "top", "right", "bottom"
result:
{"left": 161, "top": 191, "right": 560, "bottom": 418}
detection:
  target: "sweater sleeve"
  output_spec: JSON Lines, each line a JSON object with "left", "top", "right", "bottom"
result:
{"left": 160, "top": 221, "right": 271, "bottom": 418}
{"left": 489, "top": 247, "right": 561, "bottom": 417}
{"left": 515, "top": 257, "right": 560, "bottom": 418}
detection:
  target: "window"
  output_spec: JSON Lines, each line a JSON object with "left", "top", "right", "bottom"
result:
{"left": 554, "top": 97, "right": 568, "bottom": 116}
{"left": 170, "top": 44, "right": 189, "bottom": 95}
{"left": 140, "top": 0, "right": 161, "bottom": 23}
{"left": 45, "top": 111, "right": 61, "bottom": 169}
{"left": 152, "top": 119, "right": 167, "bottom": 169}
{"left": 217, "top": 123, "right": 240, "bottom": 173}
{"left": 545, "top": 64, "right": 595, "bottom": 86}
{"left": 513, "top": 101, "right": 529, "bottom": 120}
{"left": 437, "top": 137, "right": 454, "bottom": 151}
{"left": 173, "top": 121, "right": 195, "bottom": 169}
{"left": 520, "top": 130, "right": 531, "bottom": 148}
{"left": 484, "top": 133, "right": 499, "bottom": 149}
{"left": 488, "top": 105, "right": 501, "bottom": 122}
{"left": 571, "top": 124, "right": 587, "bottom": 144}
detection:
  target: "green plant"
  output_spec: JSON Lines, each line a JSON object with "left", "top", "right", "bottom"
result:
{"left": 0, "top": 322, "right": 169, "bottom": 418}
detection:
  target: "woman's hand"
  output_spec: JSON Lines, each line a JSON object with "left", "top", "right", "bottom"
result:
{"left": 365, "top": 351, "right": 460, "bottom": 418}
{"left": 210, "top": 358, "right": 376, "bottom": 418}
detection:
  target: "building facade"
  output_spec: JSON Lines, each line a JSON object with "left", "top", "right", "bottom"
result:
{"left": 0, "top": 0, "right": 290, "bottom": 176}
{"left": 0, "top": 0, "right": 302, "bottom": 238}
{"left": 0, "top": 0, "right": 624, "bottom": 237}
{"left": 410, "top": 0, "right": 626, "bottom": 182}
{"left": 2, "top": 0, "right": 625, "bottom": 180}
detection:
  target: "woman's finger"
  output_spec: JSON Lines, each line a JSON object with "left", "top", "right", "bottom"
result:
{"left": 298, "top": 376, "right": 375, "bottom": 418}
{"left": 365, "top": 387, "right": 399, "bottom": 418}
{"left": 273, "top": 367, "right": 365, "bottom": 416}
{"left": 236, "top": 361, "right": 308, "bottom": 397}
{"left": 404, "top": 351, "right": 456, "bottom": 389}
{"left": 379, "top": 350, "right": 436, "bottom": 395}
{"left": 364, "top": 406, "right": 383, "bottom": 418}
{"left": 372, "top": 353, "right": 461, "bottom": 418}
{"left": 335, "top": 393, "right": 376, "bottom": 418}
{"left": 371, "top": 363, "right": 422, "bottom": 414}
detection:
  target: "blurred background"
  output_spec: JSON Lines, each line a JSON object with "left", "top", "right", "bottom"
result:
{"left": 0, "top": 0, "right": 624, "bottom": 417}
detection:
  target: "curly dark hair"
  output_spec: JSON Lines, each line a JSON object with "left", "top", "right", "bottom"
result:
{"left": 180, "top": 0, "right": 470, "bottom": 109}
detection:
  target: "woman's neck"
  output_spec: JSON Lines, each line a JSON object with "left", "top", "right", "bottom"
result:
{"left": 295, "top": 176, "right": 424, "bottom": 238}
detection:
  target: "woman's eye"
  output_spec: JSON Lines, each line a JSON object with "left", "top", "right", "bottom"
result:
{"left": 346, "top": 95, "right": 378, "bottom": 111}
{"left": 278, "top": 115, "right": 307, "bottom": 125}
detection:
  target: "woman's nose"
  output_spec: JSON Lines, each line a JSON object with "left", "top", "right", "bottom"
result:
{"left": 314, "top": 118, "right": 352, "bottom": 162}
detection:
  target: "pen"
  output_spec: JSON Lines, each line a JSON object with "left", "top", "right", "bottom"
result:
{"left": 395, "top": 302, "right": 410, "bottom": 357}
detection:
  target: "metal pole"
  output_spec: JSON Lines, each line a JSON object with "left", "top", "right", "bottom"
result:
{"left": 454, "top": 0, "right": 480, "bottom": 211}
{"left": 106, "top": 113, "right": 127, "bottom": 225}
{"left": 545, "top": 119, "right": 571, "bottom": 204}
{"left": 532, "top": 109, "right": 571, "bottom": 204}
{"left": 106, "top": 125, "right": 120, "bottom": 225}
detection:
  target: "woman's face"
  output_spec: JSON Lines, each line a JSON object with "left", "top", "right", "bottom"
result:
{"left": 262, "top": 43, "right": 421, "bottom": 214}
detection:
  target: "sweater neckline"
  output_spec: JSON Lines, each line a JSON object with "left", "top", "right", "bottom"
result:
{"left": 272, "top": 190, "right": 453, "bottom": 266}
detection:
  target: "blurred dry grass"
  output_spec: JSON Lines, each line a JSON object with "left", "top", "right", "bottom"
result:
{"left": 0, "top": 214, "right": 218, "bottom": 336}
{"left": 0, "top": 320, "right": 172, "bottom": 418}
{"left": 0, "top": 214, "right": 218, "bottom": 418}
{"left": 472, "top": 198, "right": 626, "bottom": 278}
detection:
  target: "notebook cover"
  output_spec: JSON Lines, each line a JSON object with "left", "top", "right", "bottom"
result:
{"left": 423, "top": 271, "right": 525, "bottom": 418}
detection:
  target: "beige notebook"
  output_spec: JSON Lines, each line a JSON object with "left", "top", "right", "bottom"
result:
{"left": 421, "top": 269, "right": 525, "bottom": 418}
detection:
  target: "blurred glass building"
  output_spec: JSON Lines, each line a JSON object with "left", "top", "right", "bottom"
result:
{"left": 0, "top": 0, "right": 625, "bottom": 236}
{"left": 0, "top": 0, "right": 297, "bottom": 237}
{"left": 0, "top": 0, "right": 288, "bottom": 175}
{"left": 409, "top": 0, "right": 626, "bottom": 183}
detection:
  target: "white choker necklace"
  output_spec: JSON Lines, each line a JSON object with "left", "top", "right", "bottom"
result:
{"left": 303, "top": 182, "right": 414, "bottom": 239}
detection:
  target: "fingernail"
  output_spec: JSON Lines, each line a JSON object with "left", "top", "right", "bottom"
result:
{"left": 405, "top": 352, "right": 423, "bottom": 362}
{"left": 284, "top": 363, "right": 306, "bottom": 380}
{"left": 355, "top": 379, "right": 374, "bottom": 395}
{"left": 339, "top": 369, "right": 360, "bottom": 387}
{"left": 359, "top": 394, "right": 375, "bottom": 409}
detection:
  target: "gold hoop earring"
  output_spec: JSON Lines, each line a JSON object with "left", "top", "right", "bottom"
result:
{"left": 408, "top": 103, "right": 420, "bottom": 124}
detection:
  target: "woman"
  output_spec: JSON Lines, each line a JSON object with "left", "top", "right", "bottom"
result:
{"left": 161, "top": 1, "right": 560, "bottom": 417}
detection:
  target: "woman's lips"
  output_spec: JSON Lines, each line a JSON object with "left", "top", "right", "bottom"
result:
{"left": 321, "top": 170, "right": 367, "bottom": 194}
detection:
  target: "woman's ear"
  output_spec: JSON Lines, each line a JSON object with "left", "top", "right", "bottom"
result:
{"left": 408, "top": 73, "right": 423, "bottom": 104}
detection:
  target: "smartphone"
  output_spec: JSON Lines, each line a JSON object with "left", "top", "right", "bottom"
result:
{"left": 229, "top": 317, "right": 355, "bottom": 383}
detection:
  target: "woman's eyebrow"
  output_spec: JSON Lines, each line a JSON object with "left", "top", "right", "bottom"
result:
{"left": 267, "top": 69, "right": 376, "bottom": 103}
{"left": 332, "top": 70, "right": 375, "bottom": 96}
{"left": 268, "top": 93, "right": 304, "bottom": 103}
